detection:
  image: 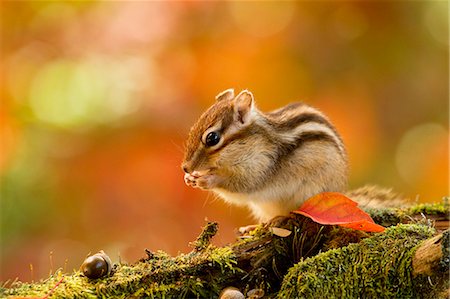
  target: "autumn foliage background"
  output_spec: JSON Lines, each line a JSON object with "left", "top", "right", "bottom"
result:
{"left": 1, "top": 2, "right": 448, "bottom": 282}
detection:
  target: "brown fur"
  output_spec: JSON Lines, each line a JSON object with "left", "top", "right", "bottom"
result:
{"left": 183, "top": 100, "right": 234, "bottom": 169}
{"left": 182, "top": 90, "right": 403, "bottom": 222}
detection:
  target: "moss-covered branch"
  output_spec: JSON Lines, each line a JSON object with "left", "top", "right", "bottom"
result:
{"left": 1, "top": 201, "right": 449, "bottom": 298}
{"left": 366, "top": 199, "right": 449, "bottom": 232}
{"left": 278, "top": 225, "right": 449, "bottom": 299}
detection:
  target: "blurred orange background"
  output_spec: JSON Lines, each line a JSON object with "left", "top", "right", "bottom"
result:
{"left": 1, "top": 1, "right": 448, "bottom": 283}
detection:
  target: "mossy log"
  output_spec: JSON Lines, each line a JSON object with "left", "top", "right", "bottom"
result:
{"left": 278, "top": 225, "right": 449, "bottom": 299}
{"left": 1, "top": 202, "right": 449, "bottom": 298}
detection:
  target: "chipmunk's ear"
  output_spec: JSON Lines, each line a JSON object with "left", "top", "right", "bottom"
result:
{"left": 215, "top": 89, "right": 235, "bottom": 102}
{"left": 233, "top": 90, "right": 254, "bottom": 125}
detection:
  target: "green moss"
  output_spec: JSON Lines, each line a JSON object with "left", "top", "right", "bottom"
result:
{"left": 1, "top": 272, "right": 98, "bottom": 299}
{"left": 191, "top": 221, "right": 219, "bottom": 252}
{"left": 366, "top": 208, "right": 403, "bottom": 227}
{"left": 278, "top": 224, "right": 435, "bottom": 299}
{"left": 366, "top": 200, "right": 449, "bottom": 229}
{"left": 1, "top": 237, "right": 241, "bottom": 298}
{"left": 409, "top": 198, "right": 449, "bottom": 215}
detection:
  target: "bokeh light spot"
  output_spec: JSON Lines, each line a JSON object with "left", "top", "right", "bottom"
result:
{"left": 28, "top": 57, "right": 148, "bottom": 129}
{"left": 29, "top": 59, "right": 104, "bottom": 128}
{"left": 423, "top": 2, "right": 449, "bottom": 46}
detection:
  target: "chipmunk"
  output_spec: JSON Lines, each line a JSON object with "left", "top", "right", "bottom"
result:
{"left": 182, "top": 89, "right": 405, "bottom": 222}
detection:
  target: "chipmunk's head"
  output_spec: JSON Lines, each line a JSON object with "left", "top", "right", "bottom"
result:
{"left": 182, "top": 89, "right": 259, "bottom": 190}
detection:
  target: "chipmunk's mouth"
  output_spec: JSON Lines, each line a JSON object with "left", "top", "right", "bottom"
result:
{"left": 183, "top": 169, "right": 220, "bottom": 190}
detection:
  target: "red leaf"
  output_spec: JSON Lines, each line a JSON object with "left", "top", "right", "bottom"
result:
{"left": 292, "top": 192, "right": 385, "bottom": 232}
{"left": 339, "top": 221, "right": 385, "bottom": 233}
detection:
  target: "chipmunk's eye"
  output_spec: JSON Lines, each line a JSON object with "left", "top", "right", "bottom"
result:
{"left": 205, "top": 131, "right": 221, "bottom": 147}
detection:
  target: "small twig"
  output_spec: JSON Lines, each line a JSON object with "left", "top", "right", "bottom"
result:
{"left": 29, "top": 264, "right": 34, "bottom": 283}
{"left": 48, "top": 252, "right": 53, "bottom": 276}
{"left": 41, "top": 277, "right": 64, "bottom": 299}
{"left": 192, "top": 221, "right": 219, "bottom": 252}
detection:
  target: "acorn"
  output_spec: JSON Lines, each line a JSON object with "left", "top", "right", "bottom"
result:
{"left": 80, "top": 250, "right": 112, "bottom": 279}
{"left": 219, "top": 287, "right": 245, "bottom": 299}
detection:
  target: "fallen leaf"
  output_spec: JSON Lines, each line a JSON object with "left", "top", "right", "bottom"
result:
{"left": 269, "top": 227, "right": 292, "bottom": 237}
{"left": 292, "top": 192, "right": 385, "bottom": 232}
{"left": 339, "top": 220, "right": 385, "bottom": 232}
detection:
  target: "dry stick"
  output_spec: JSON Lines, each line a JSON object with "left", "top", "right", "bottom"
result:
{"left": 412, "top": 230, "right": 449, "bottom": 277}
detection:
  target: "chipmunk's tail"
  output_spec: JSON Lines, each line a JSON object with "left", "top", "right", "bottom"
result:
{"left": 346, "top": 185, "right": 410, "bottom": 209}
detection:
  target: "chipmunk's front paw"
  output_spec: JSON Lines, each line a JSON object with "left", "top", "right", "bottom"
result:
{"left": 184, "top": 171, "right": 222, "bottom": 190}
